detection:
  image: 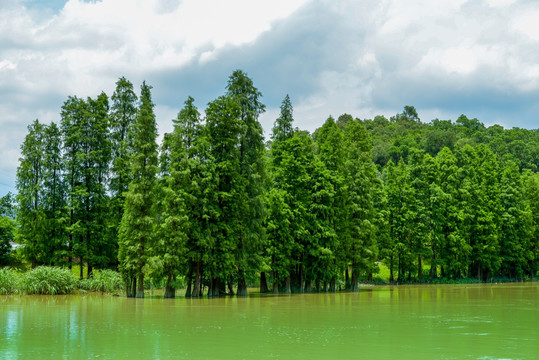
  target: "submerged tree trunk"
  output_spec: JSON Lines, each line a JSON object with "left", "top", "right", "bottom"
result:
{"left": 236, "top": 274, "right": 248, "bottom": 297}
{"left": 192, "top": 260, "right": 202, "bottom": 298}
{"left": 185, "top": 263, "right": 194, "bottom": 298}
{"left": 191, "top": 260, "right": 202, "bottom": 297}
{"left": 351, "top": 269, "right": 359, "bottom": 292}
{"left": 185, "top": 281, "right": 192, "bottom": 298}
{"left": 272, "top": 271, "right": 279, "bottom": 294}
{"left": 304, "top": 279, "right": 312, "bottom": 293}
{"left": 260, "top": 272, "right": 269, "bottom": 293}
{"left": 164, "top": 272, "right": 175, "bottom": 299}
{"left": 284, "top": 276, "right": 291, "bottom": 294}
{"left": 418, "top": 255, "right": 423, "bottom": 279}
{"left": 389, "top": 255, "right": 394, "bottom": 283}
{"left": 429, "top": 252, "right": 437, "bottom": 278}
{"left": 136, "top": 272, "right": 144, "bottom": 298}
{"left": 227, "top": 279, "right": 235, "bottom": 296}
{"left": 397, "top": 254, "right": 402, "bottom": 283}
{"left": 298, "top": 261, "right": 304, "bottom": 293}
{"left": 126, "top": 276, "right": 137, "bottom": 298}
{"left": 209, "top": 277, "right": 220, "bottom": 297}
{"left": 329, "top": 277, "right": 336, "bottom": 292}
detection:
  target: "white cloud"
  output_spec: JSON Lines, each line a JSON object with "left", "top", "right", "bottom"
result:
{"left": 1, "top": 0, "right": 309, "bottom": 97}
{"left": 486, "top": 0, "right": 517, "bottom": 7}
{"left": 513, "top": 10, "right": 539, "bottom": 40}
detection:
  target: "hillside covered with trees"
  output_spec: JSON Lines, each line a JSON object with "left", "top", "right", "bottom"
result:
{"left": 2, "top": 71, "right": 538, "bottom": 297}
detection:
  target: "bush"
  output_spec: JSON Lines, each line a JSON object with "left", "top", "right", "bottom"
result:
{"left": 0, "top": 267, "right": 20, "bottom": 294}
{"left": 22, "top": 266, "right": 78, "bottom": 295}
{"left": 79, "top": 269, "right": 123, "bottom": 293}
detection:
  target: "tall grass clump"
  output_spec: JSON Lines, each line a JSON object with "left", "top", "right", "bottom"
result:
{"left": 0, "top": 267, "right": 21, "bottom": 294}
{"left": 79, "top": 269, "right": 123, "bottom": 293}
{"left": 22, "top": 266, "right": 78, "bottom": 295}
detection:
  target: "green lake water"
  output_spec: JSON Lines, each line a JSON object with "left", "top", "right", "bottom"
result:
{"left": 1, "top": 283, "right": 538, "bottom": 359}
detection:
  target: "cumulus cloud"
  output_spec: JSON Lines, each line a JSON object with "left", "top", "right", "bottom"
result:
{"left": 1, "top": 0, "right": 539, "bottom": 194}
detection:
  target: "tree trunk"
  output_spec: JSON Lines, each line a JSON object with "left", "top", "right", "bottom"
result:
{"left": 272, "top": 272, "right": 279, "bottom": 294}
{"left": 126, "top": 276, "right": 136, "bottom": 298}
{"left": 351, "top": 269, "right": 359, "bottom": 292}
{"left": 164, "top": 272, "right": 175, "bottom": 299}
{"left": 236, "top": 275, "right": 248, "bottom": 297}
{"left": 389, "top": 255, "right": 394, "bottom": 283}
{"left": 192, "top": 260, "right": 202, "bottom": 298}
{"left": 418, "top": 255, "right": 423, "bottom": 279}
{"left": 79, "top": 257, "right": 84, "bottom": 280}
{"left": 397, "top": 254, "right": 402, "bottom": 283}
{"left": 185, "top": 263, "right": 193, "bottom": 298}
{"left": 304, "top": 279, "right": 312, "bottom": 293}
{"left": 260, "top": 272, "right": 269, "bottom": 293}
{"left": 219, "top": 279, "right": 227, "bottom": 296}
{"left": 298, "top": 261, "right": 304, "bottom": 293}
{"left": 345, "top": 267, "right": 350, "bottom": 290}
{"left": 477, "top": 263, "right": 482, "bottom": 282}
{"left": 87, "top": 264, "right": 93, "bottom": 279}
{"left": 125, "top": 278, "right": 131, "bottom": 298}
{"left": 429, "top": 253, "right": 437, "bottom": 278}
{"left": 227, "top": 280, "right": 235, "bottom": 296}
{"left": 284, "top": 276, "right": 291, "bottom": 294}
{"left": 207, "top": 277, "right": 213, "bottom": 297}
{"left": 211, "top": 277, "right": 219, "bottom": 297}
{"left": 136, "top": 272, "right": 144, "bottom": 298}
{"left": 322, "top": 280, "right": 328, "bottom": 292}
{"left": 329, "top": 277, "right": 336, "bottom": 292}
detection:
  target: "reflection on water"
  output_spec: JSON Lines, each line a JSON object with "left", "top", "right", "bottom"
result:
{"left": 1, "top": 284, "right": 538, "bottom": 359}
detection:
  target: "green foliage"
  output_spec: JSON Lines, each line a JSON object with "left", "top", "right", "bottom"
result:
{"left": 343, "top": 120, "right": 378, "bottom": 288}
{"left": 79, "top": 269, "right": 123, "bottom": 293}
{"left": 118, "top": 82, "right": 159, "bottom": 298}
{"left": 0, "top": 268, "right": 21, "bottom": 294}
{"left": 10, "top": 71, "right": 539, "bottom": 295}
{"left": 22, "top": 266, "right": 78, "bottom": 295}
{"left": 0, "top": 193, "right": 16, "bottom": 265}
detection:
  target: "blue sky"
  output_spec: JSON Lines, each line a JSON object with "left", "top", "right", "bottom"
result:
{"left": 1, "top": 0, "right": 539, "bottom": 195}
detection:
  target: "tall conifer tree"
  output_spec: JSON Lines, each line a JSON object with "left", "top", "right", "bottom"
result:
{"left": 225, "top": 70, "right": 266, "bottom": 296}
{"left": 118, "top": 82, "right": 159, "bottom": 298}
{"left": 16, "top": 120, "right": 47, "bottom": 267}
{"left": 109, "top": 77, "right": 138, "bottom": 261}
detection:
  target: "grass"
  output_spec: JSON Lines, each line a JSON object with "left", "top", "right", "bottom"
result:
{"left": 78, "top": 269, "right": 123, "bottom": 293}
{"left": 0, "top": 265, "right": 123, "bottom": 295}
{"left": 22, "top": 266, "right": 79, "bottom": 295}
{"left": 0, "top": 267, "right": 21, "bottom": 295}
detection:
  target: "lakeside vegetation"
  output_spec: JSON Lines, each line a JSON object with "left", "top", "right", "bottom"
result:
{"left": 1, "top": 70, "right": 538, "bottom": 297}
{"left": 0, "top": 266, "right": 122, "bottom": 295}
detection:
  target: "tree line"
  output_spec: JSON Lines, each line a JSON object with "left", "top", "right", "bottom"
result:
{"left": 3, "top": 70, "right": 539, "bottom": 297}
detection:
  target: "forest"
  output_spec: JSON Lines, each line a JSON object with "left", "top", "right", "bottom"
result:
{"left": 1, "top": 70, "right": 538, "bottom": 298}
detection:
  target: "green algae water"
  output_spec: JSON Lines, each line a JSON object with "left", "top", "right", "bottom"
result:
{"left": 1, "top": 283, "right": 538, "bottom": 359}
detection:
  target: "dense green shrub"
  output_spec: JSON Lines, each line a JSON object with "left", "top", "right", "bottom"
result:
{"left": 0, "top": 267, "right": 21, "bottom": 294}
{"left": 22, "top": 266, "right": 78, "bottom": 295}
{"left": 79, "top": 269, "right": 123, "bottom": 293}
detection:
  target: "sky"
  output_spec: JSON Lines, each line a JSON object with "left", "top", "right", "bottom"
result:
{"left": 1, "top": 0, "right": 539, "bottom": 195}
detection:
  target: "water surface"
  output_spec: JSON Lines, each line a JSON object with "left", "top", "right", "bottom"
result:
{"left": 1, "top": 283, "right": 538, "bottom": 359}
